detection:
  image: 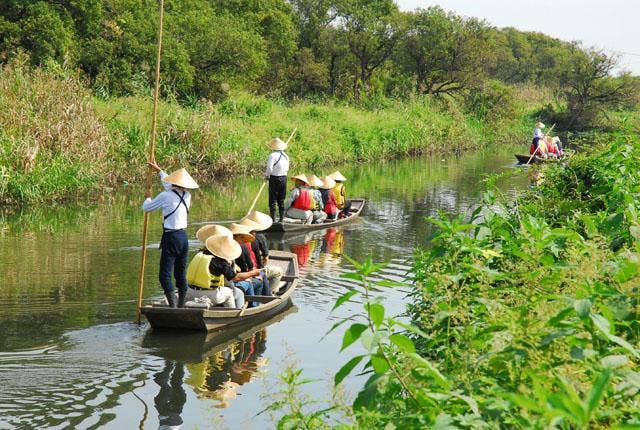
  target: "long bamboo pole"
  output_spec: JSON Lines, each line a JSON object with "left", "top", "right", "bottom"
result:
{"left": 526, "top": 123, "right": 555, "bottom": 165}
{"left": 136, "top": 0, "right": 165, "bottom": 324}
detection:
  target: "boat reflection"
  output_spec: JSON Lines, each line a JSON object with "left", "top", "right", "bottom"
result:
{"left": 288, "top": 227, "right": 344, "bottom": 271}
{"left": 143, "top": 305, "right": 297, "bottom": 416}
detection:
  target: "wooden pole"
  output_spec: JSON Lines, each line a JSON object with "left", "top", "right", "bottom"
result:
{"left": 526, "top": 123, "right": 555, "bottom": 165}
{"left": 136, "top": 0, "right": 165, "bottom": 324}
{"left": 246, "top": 181, "right": 267, "bottom": 217}
{"left": 285, "top": 127, "right": 298, "bottom": 145}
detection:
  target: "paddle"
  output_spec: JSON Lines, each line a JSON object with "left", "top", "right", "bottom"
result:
{"left": 526, "top": 123, "right": 555, "bottom": 165}
{"left": 136, "top": 0, "right": 165, "bottom": 324}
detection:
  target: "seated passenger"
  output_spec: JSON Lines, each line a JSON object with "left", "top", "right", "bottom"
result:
{"left": 186, "top": 225, "right": 245, "bottom": 308}
{"left": 284, "top": 174, "right": 313, "bottom": 224}
{"left": 545, "top": 136, "right": 559, "bottom": 157}
{"left": 230, "top": 223, "right": 269, "bottom": 305}
{"left": 319, "top": 176, "right": 339, "bottom": 220}
{"left": 329, "top": 170, "right": 352, "bottom": 217}
{"left": 307, "top": 174, "right": 328, "bottom": 224}
{"left": 552, "top": 136, "right": 565, "bottom": 156}
{"left": 239, "top": 211, "right": 285, "bottom": 293}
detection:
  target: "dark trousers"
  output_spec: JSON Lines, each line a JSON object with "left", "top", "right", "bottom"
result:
{"left": 268, "top": 175, "right": 287, "bottom": 217}
{"left": 159, "top": 229, "right": 188, "bottom": 305}
{"left": 532, "top": 137, "right": 540, "bottom": 150}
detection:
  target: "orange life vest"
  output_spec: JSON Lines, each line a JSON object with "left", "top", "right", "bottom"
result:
{"left": 291, "top": 188, "right": 312, "bottom": 210}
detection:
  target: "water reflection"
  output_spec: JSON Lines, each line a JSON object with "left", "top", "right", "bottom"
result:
{"left": 154, "top": 361, "right": 187, "bottom": 429}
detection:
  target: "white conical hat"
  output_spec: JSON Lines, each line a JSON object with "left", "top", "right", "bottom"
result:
{"left": 291, "top": 173, "right": 309, "bottom": 185}
{"left": 535, "top": 122, "right": 545, "bottom": 128}
{"left": 163, "top": 168, "right": 199, "bottom": 189}
{"left": 230, "top": 223, "right": 255, "bottom": 242}
{"left": 329, "top": 170, "right": 347, "bottom": 182}
{"left": 241, "top": 210, "right": 273, "bottom": 231}
{"left": 267, "top": 137, "right": 287, "bottom": 151}
{"left": 196, "top": 225, "right": 232, "bottom": 244}
{"left": 206, "top": 234, "right": 242, "bottom": 260}
{"left": 308, "top": 174, "right": 323, "bottom": 188}
{"left": 320, "top": 175, "right": 336, "bottom": 190}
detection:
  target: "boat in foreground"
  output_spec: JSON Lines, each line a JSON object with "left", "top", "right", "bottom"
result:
{"left": 265, "top": 198, "right": 365, "bottom": 233}
{"left": 141, "top": 250, "right": 299, "bottom": 332}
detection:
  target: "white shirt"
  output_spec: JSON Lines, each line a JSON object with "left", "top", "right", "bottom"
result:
{"left": 264, "top": 151, "right": 289, "bottom": 178}
{"left": 533, "top": 127, "right": 543, "bottom": 139}
{"left": 142, "top": 171, "right": 191, "bottom": 230}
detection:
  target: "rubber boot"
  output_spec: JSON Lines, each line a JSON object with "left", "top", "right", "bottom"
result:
{"left": 165, "top": 291, "right": 176, "bottom": 308}
{"left": 278, "top": 207, "right": 284, "bottom": 223}
{"left": 270, "top": 209, "right": 276, "bottom": 223}
{"left": 177, "top": 290, "right": 187, "bottom": 308}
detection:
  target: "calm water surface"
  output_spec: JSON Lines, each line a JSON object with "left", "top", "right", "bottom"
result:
{"left": 0, "top": 147, "right": 528, "bottom": 429}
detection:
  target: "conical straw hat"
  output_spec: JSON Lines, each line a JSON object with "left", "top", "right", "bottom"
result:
{"left": 320, "top": 175, "right": 336, "bottom": 190}
{"left": 230, "top": 223, "right": 255, "bottom": 242}
{"left": 267, "top": 137, "right": 287, "bottom": 151}
{"left": 308, "top": 174, "right": 323, "bottom": 188}
{"left": 535, "top": 122, "right": 545, "bottom": 128}
{"left": 291, "top": 173, "right": 309, "bottom": 185}
{"left": 163, "top": 168, "right": 199, "bottom": 189}
{"left": 239, "top": 218, "right": 263, "bottom": 231}
{"left": 206, "top": 234, "right": 242, "bottom": 260}
{"left": 329, "top": 170, "right": 347, "bottom": 182}
{"left": 196, "top": 224, "right": 232, "bottom": 244}
{"left": 241, "top": 210, "right": 273, "bottom": 231}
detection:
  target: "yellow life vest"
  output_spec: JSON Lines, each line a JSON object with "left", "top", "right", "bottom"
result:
{"left": 186, "top": 252, "right": 224, "bottom": 289}
{"left": 333, "top": 183, "right": 346, "bottom": 209}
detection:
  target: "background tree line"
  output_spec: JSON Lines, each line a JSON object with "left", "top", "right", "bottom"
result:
{"left": 0, "top": 0, "right": 638, "bottom": 129}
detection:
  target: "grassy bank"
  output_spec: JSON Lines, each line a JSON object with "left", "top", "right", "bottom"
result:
{"left": 0, "top": 60, "right": 533, "bottom": 205}
{"left": 268, "top": 128, "right": 640, "bottom": 428}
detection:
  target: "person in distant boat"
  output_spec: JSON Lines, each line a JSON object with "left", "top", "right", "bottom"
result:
{"left": 531, "top": 121, "right": 545, "bottom": 155}
{"left": 142, "top": 161, "right": 198, "bottom": 308}
{"left": 307, "top": 174, "right": 328, "bottom": 224}
{"left": 186, "top": 225, "right": 244, "bottom": 308}
{"left": 552, "top": 136, "right": 565, "bottom": 156}
{"left": 264, "top": 137, "right": 290, "bottom": 223}
{"left": 545, "top": 136, "right": 560, "bottom": 158}
{"left": 284, "top": 174, "right": 313, "bottom": 224}
{"left": 329, "top": 171, "right": 351, "bottom": 218}
{"left": 239, "top": 211, "right": 284, "bottom": 293}
{"left": 319, "top": 176, "right": 339, "bottom": 220}
{"left": 231, "top": 223, "right": 269, "bottom": 305}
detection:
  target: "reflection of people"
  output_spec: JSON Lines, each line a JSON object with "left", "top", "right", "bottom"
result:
{"left": 142, "top": 162, "right": 199, "bottom": 308}
{"left": 185, "top": 330, "right": 269, "bottom": 409}
{"left": 154, "top": 360, "right": 187, "bottom": 429}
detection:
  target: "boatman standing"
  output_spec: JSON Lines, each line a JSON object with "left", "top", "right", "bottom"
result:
{"left": 531, "top": 121, "right": 545, "bottom": 154}
{"left": 264, "top": 137, "right": 290, "bottom": 223}
{"left": 142, "top": 161, "right": 199, "bottom": 308}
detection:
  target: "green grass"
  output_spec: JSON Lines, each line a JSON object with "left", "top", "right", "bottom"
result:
{"left": 1, "top": 61, "right": 533, "bottom": 205}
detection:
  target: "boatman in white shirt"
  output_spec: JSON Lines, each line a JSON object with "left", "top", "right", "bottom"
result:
{"left": 142, "top": 161, "right": 199, "bottom": 308}
{"left": 264, "top": 137, "right": 290, "bottom": 223}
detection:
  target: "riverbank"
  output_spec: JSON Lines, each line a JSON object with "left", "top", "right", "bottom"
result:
{"left": 270, "top": 128, "right": 640, "bottom": 428}
{"left": 0, "top": 61, "right": 534, "bottom": 204}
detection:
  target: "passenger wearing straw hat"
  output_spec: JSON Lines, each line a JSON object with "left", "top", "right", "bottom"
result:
{"left": 143, "top": 161, "right": 198, "bottom": 308}
{"left": 230, "top": 223, "right": 269, "bottom": 306}
{"left": 240, "top": 211, "right": 285, "bottom": 293}
{"left": 264, "top": 137, "right": 290, "bottom": 223}
{"left": 284, "top": 174, "right": 313, "bottom": 224}
{"left": 319, "top": 176, "right": 339, "bottom": 220}
{"left": 185, "top": 225, "right": 245, "bottom": 308}
{"left": 307, "top": 174, "right": 328, "bottom": 224}
{"left": 329, "top": 170, "right": 351, "bottom": 218}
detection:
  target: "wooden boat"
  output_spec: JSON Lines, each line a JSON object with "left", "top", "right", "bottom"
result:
{"left": 141, "top": 250, "right": 299, "bottom": 332}
{"left": 515, "top": 152, "right": 572, "bottom": 165}
{"left": 265, "top": 198, "right": 365, "bottom": 233}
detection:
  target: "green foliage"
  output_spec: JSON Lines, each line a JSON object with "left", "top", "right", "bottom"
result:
{"left": 270, "top": 131, "right": 640, "bottom": 428}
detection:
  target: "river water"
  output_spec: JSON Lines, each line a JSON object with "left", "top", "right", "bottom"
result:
{"left": 0, "top": 147, "right": 528, "bottom": 429}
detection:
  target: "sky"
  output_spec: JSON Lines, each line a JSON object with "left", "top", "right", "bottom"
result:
{"left": 396, "top": 0, "right": 640, "bottom": 74}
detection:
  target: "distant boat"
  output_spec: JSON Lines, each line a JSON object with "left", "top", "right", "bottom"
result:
{"left": 265, "top": 199, "right": 365, "bottom": 233}
{"left": 141, "top": 250, "right": 299, "bottom": 332}
{"left": 515, "top": 154, "right": 568, "bottom": 164}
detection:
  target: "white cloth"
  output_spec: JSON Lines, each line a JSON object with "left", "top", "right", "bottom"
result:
{"left": 264, "top": 151, "right": 289, "bottom": 178}
{"left": 142, "top": 171, "right": 191, "bottom": 230}
{"left": 533, "top": 127, "right": 543, "bottom": 139}
{"left": 185, "top": 286, "right": 236, "bottom": 308}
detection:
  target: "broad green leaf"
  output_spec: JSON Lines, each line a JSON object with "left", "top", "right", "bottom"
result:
{"left": 574, "top": 299, "right": 592, "bottom": 318}
{"left": 367, "top": 303, "right": 384, "bottom": 327}
{"left": 334, "top": 355, "right": 364, "bottom": 385}
{"left": 391, "top": 320, "right": 429, "bottom": 339}
{"left": 389, "top": 333, "right": 416, "bottom": 353}
{"left": 407, "top": 353, "right": 450, "bottom": 389}
{"left": 370, "top": 354, "right": 390, "bottom": 374}
{"left": 600, "top": 355, "right": 629, "bottom": 369}
{"left": 586, "top": 369, "right": 612, "bottom": 417}
{"left": 375, "top": 279, "right": 411, "bottom": 288}
{"left": 332, "top": 290, "right": 359, "bottom": 311}
{"left": 340, "top": 272, "right": 363, "bottom": 281}
{"left": 591, "top": 313, "right": 639, "bottom": 358}
{"left": 341, "top": 323, "right": 367, "bottom": 351}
